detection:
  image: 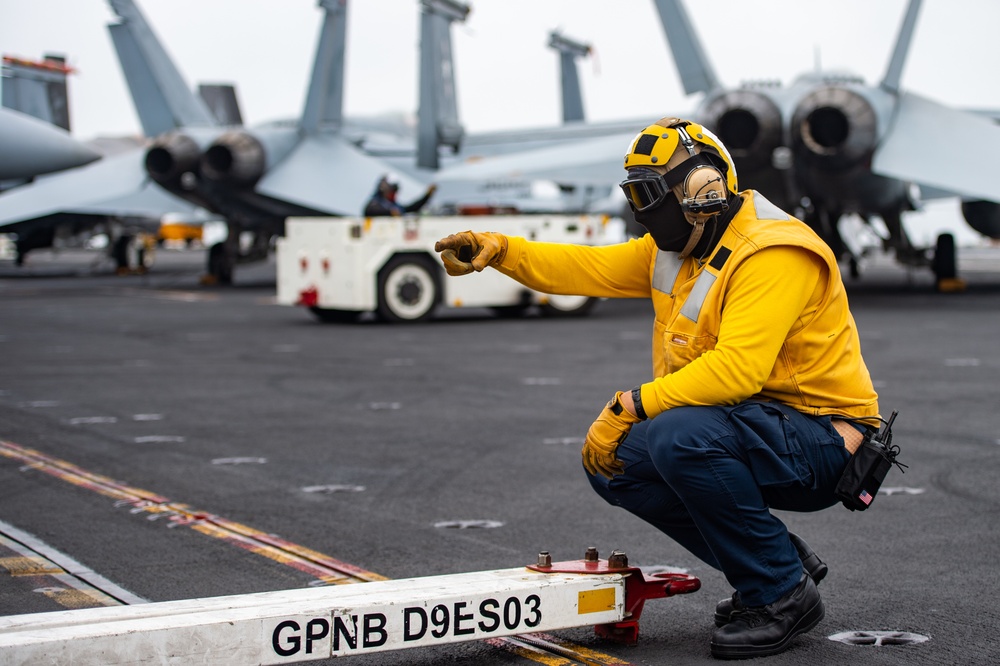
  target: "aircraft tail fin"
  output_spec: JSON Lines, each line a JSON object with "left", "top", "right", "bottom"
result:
{"left": 300, "top": 0, "right": 348, "bottom": 135}
{"left": 198, "top": 84, "right": 243, "bottom": 126}
{"left": 1, "top": 54, "right": 73, "bottom": 131}
{"left": 880, "top": 0, "right": 923, "bottom": 93}
{"left": 548, "top": 32, "right": 591, "bottom": 124}
{"left": 106, "top": 0, "right": 215, "bottom": 136}
{"left": 417, "top": 0, "right": 469, "bottom": 170}
{"left": 651, "top": 0, "right": 720, "bottom": 95}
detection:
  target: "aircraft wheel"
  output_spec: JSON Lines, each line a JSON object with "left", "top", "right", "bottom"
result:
{"left": 539, "top": 294, "right": 597, "bottom": 318}
{"left": 309, "top": 307, "right": 360, "bottom": 323}
{"left": 848, "top": 257, "right": 861, "bottom": 280}
{"left": 377, "top": 255, "right": 439, "bottom": 322}
{"left": 207, "top": 242, "right": 234, "bottom": 285}
{"left": 932, "top": 233, "right": 957, "bottom": 281}
{"left": 112, "top": 235, "right": 132, "bottom": 271}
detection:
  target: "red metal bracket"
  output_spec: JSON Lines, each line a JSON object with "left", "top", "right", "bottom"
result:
{"left": 527, "top": 549, "right": 700, "bottom": 645}
{"left": 296, "top": 286, "right": 318, "bottom": 307}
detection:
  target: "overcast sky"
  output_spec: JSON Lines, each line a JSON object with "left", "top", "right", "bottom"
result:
{"left": 2, "top": 0, "right": 999, "bottom": 142}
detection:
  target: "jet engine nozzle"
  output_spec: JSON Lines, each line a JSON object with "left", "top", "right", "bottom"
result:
{"left": 791, "top": 87, "right": 877, "bottom": 170}
{"left": 201, "top": 131, "right": 266, "bottom": 185}
{"left": 145, "top": 133, "right": 201, "bottom": 185}
{"left": 700, "top": 90, "right": 783, "bottom": 170}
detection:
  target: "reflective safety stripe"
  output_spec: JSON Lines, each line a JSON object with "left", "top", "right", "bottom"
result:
{"left": 680, "top": 270, "right": 717, "bottom": 322}
{"left": 652, "top": 251, "right": 683, "bottom": 294}
{"left": 752, "top": 191, "right": 790, "bottom": 221}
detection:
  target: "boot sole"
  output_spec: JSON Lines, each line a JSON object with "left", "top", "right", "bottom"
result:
{"left": 710, "top": 598, "right": 825, "bottom": 660}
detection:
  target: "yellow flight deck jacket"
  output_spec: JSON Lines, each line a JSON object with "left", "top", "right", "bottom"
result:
{"left": 494, "top": 191, "right": 880, "bottom": 422}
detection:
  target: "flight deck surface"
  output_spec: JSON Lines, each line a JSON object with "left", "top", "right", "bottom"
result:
{"left": 1, "top": 247, "right": 999, "bottom": 664}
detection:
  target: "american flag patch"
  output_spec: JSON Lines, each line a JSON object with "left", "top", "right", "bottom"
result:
{"left": 859, "top": 490, "right": 874, "bottom": 506}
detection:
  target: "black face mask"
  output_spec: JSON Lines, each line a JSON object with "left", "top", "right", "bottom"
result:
{"left": 633, "top": 192, "right": 693, "bottom": 252}
{"left": 635, "top": 192, "right": 743, "bottom": 258}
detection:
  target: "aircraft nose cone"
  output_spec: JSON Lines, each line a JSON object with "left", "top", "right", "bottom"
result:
{"left": 0, "top": 107, "right": 100, "bottom": 179}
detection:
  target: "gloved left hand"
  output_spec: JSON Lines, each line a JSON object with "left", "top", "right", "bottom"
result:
{"left": 582, "top": 391, "right": 641, "bottom": 479}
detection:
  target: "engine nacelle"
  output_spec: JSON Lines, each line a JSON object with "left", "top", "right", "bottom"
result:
{"left": 200, "top": 127, "right": 300, "bottom": 186}
{"left": 961, "top": 200, "right": 1000, "bottom": 239}
{"left": 699, "top": 89, "right": 783, "bottom": 171}
{"left": 201, "top": 131, "right": 266, "bottom": 185}
{"left": 144, "top": 133, "right": 201, "bottom": 186}
{"left": 790, "top": 86, "right": 878, "bottom": 170}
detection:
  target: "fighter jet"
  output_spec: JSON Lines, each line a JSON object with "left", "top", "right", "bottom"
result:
{"left": 141, "top": 0, "right": 623, "bottom": 281}
{"left": 0, "top": 107, "right": 100, "bottom": 184}
{"left": 1, "top": 56, "right": 101, "bottom": 186}
{"left": 436, "top": 0, "right": 1000, "bottom": 283}
{"left": 654, "top": 0, "right": 1000, "bottom": 281}
{"left": 1, "top": 0, "right": 644, "bottom": 278}
{"left": 141, "top": 0, "right": 435, "bottom": 284}
{"left": 0, "top": 1, "right": 216, "bottom": 268}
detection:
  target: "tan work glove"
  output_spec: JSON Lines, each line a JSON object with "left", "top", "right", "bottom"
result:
{"left": 434, "top": 231, "right": 508, "bottom": 276}
{"left": 582, "top": 392, "right": 641, "bottom": 479}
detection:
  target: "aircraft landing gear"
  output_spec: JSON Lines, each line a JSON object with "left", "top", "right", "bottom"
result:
{"left": 205, "top": 241, "right": 235, "bottom": 285}
{"left": 203, "top": 224, "right": 273, "bottom": 286}
{"left": 111, "top": 233, "right": 154, "bottom": 275}
{"left": 932, "top": 232, "right": 966, "bottom": 292}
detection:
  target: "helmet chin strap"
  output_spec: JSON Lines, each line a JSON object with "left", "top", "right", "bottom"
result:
{"left": 677, "top": 216, "right": 706, "bottom": 260}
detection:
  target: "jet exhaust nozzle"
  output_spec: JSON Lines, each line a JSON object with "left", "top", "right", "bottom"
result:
{"left": 145, "top": 133, "right": 202, "bottom": 185}
{"left": 700, "top": 90, "right": 783, "bottom": 171}
{"left": 791, "top": 87, "right": 877, "bottom": 170}
{"left": 201, "top": 131, "right": 266, "bottom": 185}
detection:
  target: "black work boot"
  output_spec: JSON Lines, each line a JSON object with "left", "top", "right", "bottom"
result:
{"left": 710, "top": 574, "right": 824, "bottom": 660}
{"left": 714, "top": 532, "right": 827, "bottom": 627}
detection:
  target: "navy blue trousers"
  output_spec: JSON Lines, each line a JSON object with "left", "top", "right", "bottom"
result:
{"left": 587, "top": 401, "right": 853, "bottom": 606}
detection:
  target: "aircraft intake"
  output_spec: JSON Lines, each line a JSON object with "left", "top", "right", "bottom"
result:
{"left": 699, "top": 90, "right": 783, "bottom": 170}
{"left": 961, "top": 200, "right": 1000, "bottom": 239}
{"left": 144, "top": 133, "right": 202, "bottom": 186}
{"left": 791, "top": 86, "right": 878, "bottom": 170}
{"left": 201, "top": 131, "right": 266, "bottom": 185}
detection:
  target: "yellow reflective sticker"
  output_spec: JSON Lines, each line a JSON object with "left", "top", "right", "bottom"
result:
{"left": 578, "top": 587, "right": 616, "bottom": 614}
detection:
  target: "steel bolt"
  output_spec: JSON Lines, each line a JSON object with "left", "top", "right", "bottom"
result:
{"left": 537, "top": 551, "right": 552, "bottom": 567}
{"left": 608, "top": 550, "right": 628, "bottom": 568}
{"left": 584, "top": 546, "right": 599, "bottom": 562}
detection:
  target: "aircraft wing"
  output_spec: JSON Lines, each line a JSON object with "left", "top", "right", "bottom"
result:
{"left": 0, "top": 150, "right": 198, "bottom": 229}
{"left": 434, "top": 132, "right": 634, "bottom": 186}
{"left": 872, "top": 92, "right": 1000, "bottom": 204}
{"left": 255, "top": 135, "right": 428, "bottom": 217}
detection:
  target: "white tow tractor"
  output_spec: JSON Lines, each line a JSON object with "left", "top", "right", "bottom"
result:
{"left": 275, "top": 214, "right": 625, "bottom": 323}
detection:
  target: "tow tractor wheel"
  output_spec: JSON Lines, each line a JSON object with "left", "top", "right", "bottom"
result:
{"left": 539, "top": 294, "right": 597, "bottom": 318}
{"left": 377, "top": 255, "right": 439, "bottom": 322}
{"left": 309, "top": 307, "right": 360, "bottom": 323}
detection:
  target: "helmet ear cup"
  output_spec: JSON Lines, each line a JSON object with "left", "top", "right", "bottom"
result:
{"left": 680, "top": 164, "right": 729, "bottom": 216}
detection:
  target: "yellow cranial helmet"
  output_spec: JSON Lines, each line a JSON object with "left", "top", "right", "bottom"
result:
{"left": 623, "top": 117, "right": 738, "bottom": 198}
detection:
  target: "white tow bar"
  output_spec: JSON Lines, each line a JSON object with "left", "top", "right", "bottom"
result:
{"left": 0, "top": 549, "right": 699, "bottom": 664}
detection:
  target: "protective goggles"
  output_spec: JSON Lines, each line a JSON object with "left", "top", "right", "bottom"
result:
{"left": 620, "top": 168, "right": 673, "bottom": 212}
{"left": 620, "top": 153, "right": 728, "bottom": 212}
